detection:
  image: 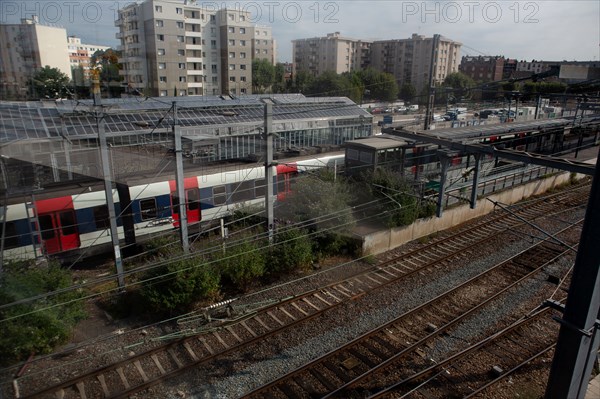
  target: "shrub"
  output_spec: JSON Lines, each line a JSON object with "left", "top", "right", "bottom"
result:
{"left": 214, "top": 237, "right": 265, "bottom": 290}
{"left": 0, "top": 261, "right": 86, "bottom": 366}
{"left": 139, "top": 257, "right": 220, "bottom": 315}
{"left": 266, "top": 228, "right": 313, "bottom": 274}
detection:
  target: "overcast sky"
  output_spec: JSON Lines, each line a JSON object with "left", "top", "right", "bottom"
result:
{"left": 1, "top": 0, "right": 598, "bottom": 62}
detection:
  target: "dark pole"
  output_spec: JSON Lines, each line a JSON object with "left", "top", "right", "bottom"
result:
{"left": 545, "top": 147, "right": 600, "bottom": 399}
{"left": 424, "top": 34, "right": 439, "bottom": 131}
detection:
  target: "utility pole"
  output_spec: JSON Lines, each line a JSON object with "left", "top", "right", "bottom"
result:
{"left": 93, "top": 71, "right": 125, "bottom": 288}
{"left": 264, "top": 102, "right": 274, "bottom": 243}
{"left": 173, "top": 101, "right": 189, "bottom": 253}
{"left": 424, "top": 34, "right": 439, "bottom": 131}
{"left": 545, "top": 148, "right": 600, "bottom": 398}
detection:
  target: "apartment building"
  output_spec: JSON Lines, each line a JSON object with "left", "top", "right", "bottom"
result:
{"left": 67, "top": 36, "right": 112, "bottom": 82}
{"left": 459, "top": 55, "right": 505, "bottom": 82}
{"left": 292, "top": 32, "right": 371, "bottom": 76}
{"left": 0, "top": 17, "right": 71, "bottom": 100}
{"left": 116, "top": 0, "right": 275, "bottom": 97}
{"left": 370, "top": 34, "right": 461, "bottom": 94}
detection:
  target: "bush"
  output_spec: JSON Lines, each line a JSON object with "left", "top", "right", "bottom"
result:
{"left": 140, "top": 257, "right": 220, "bottom": 315}
{"left": 214, "top": 237, "right": 265, "bottom": 290}
{"left": 0, "top": 261, "right": 86, "bottom": 366}
{"left": 266, "top": 228, "right": 313, "bottom": 274}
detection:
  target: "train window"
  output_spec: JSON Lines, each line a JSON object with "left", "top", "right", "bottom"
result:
{"left": 347, "top": 148, "right": 359, "bottom": 160}
{"left": 39, "top": 214, "right": 55, "bottom": 239}
{"left": 277, "top": 176, "right": 286, "bottom": 194}
{"left": 140, "top": 199, "right": 157, "bottom": 220}
{"left": 255, "top": 179, "right": 266, "bottom": 197}
{"left": 213, "top": 185, "right": 226, "bottom": 206}
{"left": 3, "top": 222, "right": 19, "bottom": 249}
{"left": 172, "top": 195, "right": 180, "bottom": 214}
{"left": 60, "top": 211, "right": 77, "bottom": 236}
{"left": 187, "top": 188, "right": 200, "bottom": 211}
{"left": 231, "top": 181, "right": 254, "bottom": 202}
{"left": 93, "top": 205, "right": 110, "bottom": 229}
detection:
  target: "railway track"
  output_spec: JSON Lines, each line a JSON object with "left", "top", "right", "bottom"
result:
{"left": 241, "top": 223, "right": 579, "bottom": 399}
{"left": 13, "top": 184, "right": 588, "bottom": 399}
{"left": 368, "top": 306, "right": 561, "bottom": 399}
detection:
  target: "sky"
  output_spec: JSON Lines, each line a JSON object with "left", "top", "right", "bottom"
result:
{"left": 1, "top": 0, "right": 599, "bottom": 62}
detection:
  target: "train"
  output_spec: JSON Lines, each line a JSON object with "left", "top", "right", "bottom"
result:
{"left": 2, "top": 152, "right": 345, "bottom": 263}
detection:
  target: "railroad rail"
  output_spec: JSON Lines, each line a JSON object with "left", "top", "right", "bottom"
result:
{"left": 241, "top": 223, "right": 579, "bottom": 399}
{"left": 13, "top": 184, "right": 588, "bottom": 399}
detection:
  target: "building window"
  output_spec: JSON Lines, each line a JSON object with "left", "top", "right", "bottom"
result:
{"left": 229, "top": 64, "right": 235, "bottom": 70}
{"left": 179, "top": 63, "right": 186, "bottom": 69}
{"left": 240, "top": 27, "right": 246, "bottom": 34}
{"left": 179, "top": 76, "right": 187, "bottom": 82}
{"left": 228, "top": 13, "right": 234, "bottom": 21}
{"left": 228, "top": 27, "right": 235, "bottom": 33}
{"left": 155, "top": 5, "right": 162, "bottom": 12}
{"left": 177, "top": 21, "right": 183, "bottom": 29}
{"left": 240, "top": 64, "right": 246, "bottom": 70}
{"left": 212, "top": 65, "right": 217, "bottom": 73}
{"left": 160, "top": 90, "right": 167, "bottom": 96}
{"left": 240, "top": 76, "right": 246, "bottom": 82}
{"left": 212, "top": 76, "right": 218, "bottom": 83}
{"left": 158, "top": 62, "right": 166, "bottom": 69}
{"left": 240, "top": 40, "right": 246, "bottom": 46}
{"left": 177, "top": 35, "right": 184, "bottom": 43}
{"left": 263, "top": 49, "right": 267, "bottom": 54}
{"left": 157, "top": 34, "right": 164, "bottom": 41}
{"left": 240, "top": 52, "right": 246, "bottom": 59}
{"left": 176, "top": 7, "right": 182, "bottom": 14}
{"left": 230, "top": 76, "right": 236, "bottom": 82}
{"left": 211, "top": 40, "right": 217, "bottom": 49}
{"left": 177, "top": 49, "right": 185, "bottom": 56}
{"left": 160, "top": 76, "right": 167, "bottom": 82}
{"left": 229, "top": 39, "right": 235, "bottom": 46}
{"left": 158, "top": 48, "right": 166, "bottom": 55}
{"left": 240, "top": 15, "right": 245, "bottom": 21}
{"left": 256, "top": 31, "right": 260, "bottom": 36}
{"left": 210, "top": 15, "right": 216, "bottom": 22}
{"left": 241, "top": 88, "right": 247, "bottom": 94}
{"left": 229, "top": 52, "right": 235, "bottom": 58}
{"left": 156, "top": 20, "right": 163, "bottom": 27}
{"left": 263, "top": 40, "right": 268, "bottom": 45}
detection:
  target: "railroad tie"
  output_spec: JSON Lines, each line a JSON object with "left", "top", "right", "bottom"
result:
{"left": 323, "top": 360, "right": 352, "bottom": 383}
{"left": 183, "top": 342, "right": 200, "bottom": 361}
{"left": 168, "top": 348, "right": 184, "bottom": 368}
{"left": 346, "top": 347, "right": 377, "bottom": 368}
{"left": 151, "top": 354, "right": 167, "bottom": 374}
{"left": 291, "top": 302, "right": 309, "bottom": 316}
{"left": 116, "top": 367, "right": 130, "bottom": 389}
{"left": 278, "top": 307, "right": 297, "bottom": 321}
{"left": 314, "top": 292, "right": 333, "bottom": 306}
{"left": 293, "top": 375, "right": 321, "bottom": 396}
{"left": 134, "top": 360, "right": 150, "bottom": 382}
{"left": 302, "top": 297, "right": 320, "bottom": 311}
{"left": 267, "top": 311, "right": 285, "bottom": 326}
{"left": 322, "top": 289, "right": 341, "bottom": 302}
{"left": 278, "top": 381, "right": 304, "bottom": 399}
{"left": 212, "top": 331, "right": 230, "bottom": 349}
{"left": 253, "top": 315, "right": 272, "bottom": 331}
{"left": 240, "top": 321, "right": 258, "bottom": 337}
{"left": 54, "top": 389, "right": 65, "bottom": 399}
{"left": 75, "top": 382, "right": 87, "bottom": 399}
{"left": 225, "top": 326, "right": 244, "bottom": 343}
{"left": 308, "top": 368, "right": 338, "bottom": 392}
{"left": 198, "top": 337, "right": 215, "bottom": 355}
{"left": 97, "top": 374, "right": 110, "bottom": 396}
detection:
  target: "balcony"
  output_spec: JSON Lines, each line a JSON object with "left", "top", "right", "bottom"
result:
{"left": 185, "top": 30, "right": 202, "bottom": 37}
{"left": 187, "top": 70, "right": 203, "bottom": 75}
{"left": 186, "top": 57, "right": 203, "bottom": 63}
{"left": 188, "top": 82, "right": 203, "bottom": 88}
{"left": 116, "top": 32, "right": 123, "bottom": 39}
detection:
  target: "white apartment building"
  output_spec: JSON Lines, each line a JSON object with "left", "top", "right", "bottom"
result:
{"left": 67, "top": 36, "right": 112, "bottom": 82}
{"left": 0, "top": 17, "right": 71, "bottom": 100}
{"left": 116, "top": 0, "right": 275, "bottom": 97}
{"left": 292, "top": 32, "right": 372, "bottom": 76}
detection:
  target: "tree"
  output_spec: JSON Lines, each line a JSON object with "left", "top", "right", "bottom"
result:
{"left": 252, "top": 58, "right": 275, "bottom": 93}
{"left": 90, "top": 49, "right": 123, "bottom": 97}
{"left": 272, "top": 63, "right": 286, "bottom": 93}
{"left": 373, "top": 72, "right": 398, "bottom": 102}
{"left": 293, "top": 70, "right": 314, "bottom": 94}
{"left": 443, "top": 72, "right": 475, "bottom": 99}
{"left": 32, "top": 66, "right": 71, "bottom": 99}
{"left": 399, "top": 83, "right": 417, "bottom": 103}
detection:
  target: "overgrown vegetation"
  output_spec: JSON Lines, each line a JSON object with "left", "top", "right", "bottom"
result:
{"left": 266, "top": 228, "right": 313, "bottom": 274}
{"left": 0, "top": 261, "right": 86, "bottom": 366}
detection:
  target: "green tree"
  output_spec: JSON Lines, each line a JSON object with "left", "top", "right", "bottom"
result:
{"left": 252, "top": 58, "right": 275, "bottom": 93}
{"left": 443, "top": 72, "right": 475, "bottom": 99}
{"left": 293, "top": 70, "right": 314, "bottom": 94}
{"left": 399, "top": 83, "right": 417, "bottom": 103}
{"left": 272, "top": 63, "right": 286, "bottom": 93}
{"left": 0, "top": 262, "right": 86, "bottom": 366}
{"left": 32, "top": 66, "right": 71, "bottom": 99}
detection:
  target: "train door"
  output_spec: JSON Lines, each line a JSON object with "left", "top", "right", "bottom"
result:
{"left": 36, "top": 197, "right": 80, "bottom": 254}
{"left": 169, "top": 177, "right": 201, "bottom": 227}
{"left": 276, "top": 164, "right": 298, "bottom": 201}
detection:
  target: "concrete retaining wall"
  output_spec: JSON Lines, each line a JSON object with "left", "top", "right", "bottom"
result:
{"left": 362, "top": 171, "right": 583, "bottom": 255}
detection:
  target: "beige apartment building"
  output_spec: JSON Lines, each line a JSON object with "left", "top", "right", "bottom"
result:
{"left": 67, "top": 36, "right": 112, "bottom": 83}
{"left": 370, "top": 34, "right": 461, "bottom": 94}
{"left": 292, "top": 32, "right": 371, "bottom": 76}
{"left": 0, "top": 17, "right": 71, "bottom": 100}
{"left": 116, "top": 0, "right": 275, "bottom": 97}
{"left": 292, "top": 33, "right": 461, "bottom": 94}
